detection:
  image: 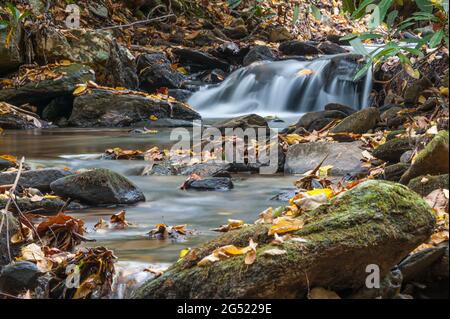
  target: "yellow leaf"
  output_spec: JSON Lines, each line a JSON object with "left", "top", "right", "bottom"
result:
{"left": 268, "top": 218, "right": 305, "bottom": 236}
{"left": 149, "top": 115, "right": 158, "bottom": 121}
{"left": 297, "top": 69, "right": 314, "bottom": 76}
{"left": 318, "top": 165, "right": 333, "bottom": 177}
{"left": 403, "top": 64, "right": 420, "bottom": 79}
{"left": 59, "top": 60, "right": 72, "bottom": 66}
{"left": 0, "top": 154, "right": 17, "bottom": 163}
{"left": 179, "top": 248, "right": 190, "bottom": 259}
{"left": 73, "top": 84, "right": 88, "bottom": 96}
{"left": 177, "top": 67, "right": 188, "bottom": 75}
{"left": 306, "top": 188, "right": 334, "bottom": 199}
{"left": 418, "top": 95, "right": 427, "bottom": 104}
{"left": 440, "top": 86, "right": 449, "bottom": 96}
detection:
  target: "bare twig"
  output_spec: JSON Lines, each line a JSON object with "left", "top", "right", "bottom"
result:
{"left": 97, "top": 14, "right": 175, "bottom": 30}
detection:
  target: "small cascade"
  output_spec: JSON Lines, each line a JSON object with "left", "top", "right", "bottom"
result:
{"left": 188, "top": 54, "right": 372, "bottom": 117}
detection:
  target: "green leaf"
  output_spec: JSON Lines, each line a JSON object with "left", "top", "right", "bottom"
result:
{"left": 415, "top": 0, "right": 434, "bottom": 13}
{"left": 351, "top": 0, "right": 376, "bottom": 19}
{"left": 292, "top": 3, "right": 300, "bottom": 25}
{"left": 386, "top": 10, "right": 398, "bottom": 27}
{"left": 310, "top": 4, "right": 322, "bottom": 21}
{"left": 354, "top": 60, "right": 373, "bottom": 81}
{"left": 227, "top": 0, "right": 242, "bottom": 9}
{"left": 429, "top": 29, "right": 444, "bottom": 48}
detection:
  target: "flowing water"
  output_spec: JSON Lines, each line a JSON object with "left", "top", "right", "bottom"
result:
{"left": 188, "top": 55, "right": 372, "bottom": 117}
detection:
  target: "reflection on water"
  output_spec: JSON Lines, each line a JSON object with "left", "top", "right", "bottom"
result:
{"left": 0, "top": 128, "right": 297, "bottom": 266}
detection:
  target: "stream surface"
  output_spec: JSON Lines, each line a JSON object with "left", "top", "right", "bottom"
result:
{"left": 0, "top": 120, "right": 298, "bottom": 270}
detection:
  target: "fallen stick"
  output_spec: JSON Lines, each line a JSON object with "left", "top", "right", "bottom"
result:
{"left": 97, "top": 14, "right": 175, "bottom": 30}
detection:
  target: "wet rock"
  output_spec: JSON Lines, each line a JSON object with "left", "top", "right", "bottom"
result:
{"left": 279, "top": 40, "right": 320, "bottom": 56}
{"left": 407, "top": 174, "right": 449, "bottom": 197}
{"left": 185, "top": 177, "right": 233, "bottom": 191}
{"left": 243, "top": 46, "right": 277, "bottom": 66}
{"left": 0, "top": 64, "right": 94, "bottom": 107}
{"left": 223, "top": 25, "right": 248, "bottom": 40}
{"left": 330, "top": 107, "right": 380, "bottom": 134}
{"left": 372, "top": 137, "right": 416, "bottom": 163}
{"left": 349, "top": 269, "right": 403, "bottom": 299}
{"left": 33, "top": 28, "right": 138, "bottom": 89}
{"left": 0, "top": 158, "right": 15, "bottom": 171}
{"left": 134, "top": 180, "right": 436, "bottom": 299}
{"left": 137, "top": 53, "right": 185, "bottom": 91}
{"left": 400, "top": 131, "right": 449, "bottom": 184}
{"left": 0, "top": 102, "right": 50, "bottom": 129}
{"left": 404, "top": 77, "right": 433, "bottom": 107}
{"left": 271, "top": 189, "right": 298, "bottom": 201}
{"left": 177, "top": 163, "right": 232, "bottom": 177}
{"left": 430, "top": 242, "right": 449, "bottom": 280}
{"left": 399, "top": 243, "right": 448, "bottom": 283}
{"left": 213, "top": 114, "right": 268, "bottom": 132}
{"left": 50, "top": 168, "right": 145, "bottom": 206}
{"left": 380, "top": 106, "right": 403, "bottom": 122}
{"left": 172, "top": 48, "right": 230, "bottom": 72}
{"left": 295, "top": 110, "right": 347, "bottom": 131}
{"left": 384, "top": 163, "right": 410, "bottom": 182}
{"left": 0, "top": 196, "right": 86, "bottom": 214}
{"left": 317, "top": 41, "right": 348, "bottom": 55}
{"left": 326, "top": 34, "right": 351, "bottom": 46}
{"left": 214, "top": 42, "right": 248, "bottom": 65}
{"left": 168, "top": 89, "right": 192, "bottom": 103}
{"left": 0, "top": 261, "right": 41, "bottom": 295}
{"left": 0, "top": 168, "right": 74, "bottom": 192}
{"left": 285, "top": 141, "right": 364, "bottom": 176}
{"left": 324, "top": 103, "right": 357, "bottom": 116}
{"left": 70, "top": 89, "right": 201, "bottom": 127}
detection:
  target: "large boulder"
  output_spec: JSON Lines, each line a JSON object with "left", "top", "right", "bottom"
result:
{"left": 317, "top": 41, "right": 348, "bottom": 55}
{"left": 372, "top": 137, "right": 416, "bottom": 163}
{"left": 285, "top": 141, "right": 364, "bottom": 176}
{"left": 331, "top": 107, "right": 380, "bottom": 134}
{"left": 400, "top": 131, "right": 449, "bottom": 184}
{"left": 0, "top": 168, "right": 73, "bottom": 192}
{"left": 243, "top": 46, "right": 277, "bottom": 66}
{"left": 50, "top": 168, "right": 145, "bottom": 206}
{"left": 213, "top": 114, "right": 268, "bottom": 132}
{"left": 33, "top": 28, "right": 138, "bottom": 89}
{"left": 407, "top": 174, "right": 449, "bottom": 197}
{"left": 324, "top": 103, "right": 357, "bottom": 116}
{"left": 172, "top": 48, "right": 230, "bottom": 72}
{"left": 136, "top": 53, "right": 185, "bottom": 92}
{"left": 69, "top": 89, "right": 201, "bottom": 127}
{"left": 279, "top": 40, "right": 320, "bottom": 56}
{"left": 0, "top": 64, "right": 94, "bottom": 107}
{"left": 0, "top": 196, "right": 86, "bottom": 214}
{"left": 134, "top": 181, "right": 436, "bottom": 299}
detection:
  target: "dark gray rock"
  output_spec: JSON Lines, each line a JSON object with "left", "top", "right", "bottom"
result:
{"left": 0, "top": 168, "right": 74, "bottom": 192}
{"left": 0, "top": 30, "right": 21, "bottom": 76}
{"left": 50, "top": 168, "right": 145, "bottom": 205}
{"left": 295, "top": 110, "right": 347, "bottom": 131}
{"left": 404, "top": 77, "right": 433, "bottom": 107}
{"left": 185, "top": 177, "right": 233, "bottom": 191}
{"left": 243, "top": 46, "right": 277, "bottom": 66}
{"left": 407, "top": 174, "right": 449, "bottom": 196}
{"left": 372, "top": 137, "right": 416, "bottom": 163}
{"left": 137, "top": 53, "right": 185, "bottom": 91}
{"left": 177, "top": 163, "right": 232, "bottom": 177}
{"left": 0, "top": 261, "right": 41, "bottom": 295}
{"left": 271, "top": 189, "right": 298, "bottom": 201}
{"left": 317, "top": 41, "right": 348, "bottom": 55}
{"left": 0, "top": 64, "right": 94, "bottom": 107}
{"left": 41, "top": 96, "right": 74, "bottom": 123}
{"left": 213, "top": 114, "right": 268, "bottom": 132}
{"left": 279, "top": 40, "right": 320, "bottom": 56}
{"left": 331, "top": 107, "right": 380, "bottom": 134}
{"left": 324, "top": 103, "right": 357, "bottom": 116}
{"left": 400, "top": 150, "right": 414, "bottom": 164}
{"left": 285, "top": 141, "right": 364, "bottom": 176}
{"left": 384, "top": 163, "right": 410, "bottom": 182}
{"left": 0, "top": 159, "right": 15, "bottom": 171}
{"left": 0, "top": 103, "right": 50, "bottom": 130}
{"left": 172, "top": 48, "right": 230, "bottom": 72}
{"left": 399, "top": 243, "right": 448, "bottom": 283}
{"left": 349, "top": 269, "right": 403, "bottom": 299}
{"left": 70, "top": 89, "right": 201, "bottom": 127}
{"left": 168, "top": 89, "right": 192, "bottom": 103}
{"left": 0, "top": 196, "right": 86, "bottom": 214}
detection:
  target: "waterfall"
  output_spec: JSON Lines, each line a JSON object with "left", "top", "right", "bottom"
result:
{"left": 188, "top": 54, "right": 372, "bottom": 117}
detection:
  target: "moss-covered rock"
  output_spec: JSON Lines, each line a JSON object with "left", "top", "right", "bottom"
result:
{"left": 400, "top": 131, "right": 449, "bottom": 184}
{"left": 133, "top": 180, "right": 435, "bottom": 299}
{"left": 407, "top": 174, "right": 449, "bottom": 196}
{"left": 384, "top": 163, "right": 410, "bottom": 182}
{"left": 50, "top": 168, "right": 145, "bottom": 206}
{"left": 373, "top": 137, "right": 416, "bottom": 163}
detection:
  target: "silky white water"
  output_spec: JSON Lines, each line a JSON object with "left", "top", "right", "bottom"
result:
{"left": 188, "top": 54, "right": 372, "bottom": 118}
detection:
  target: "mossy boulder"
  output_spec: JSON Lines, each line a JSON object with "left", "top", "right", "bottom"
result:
{"left": 331, "top": 107, "right": 380, "bottom": 134}
{"left": 407, "top": 174, "right": 449, "bottom": 197}
{"left": 50, "top": 168, "right": 145, "bottom": 206}
{"left": 134, "top": 180, "right": 435, "bottom": 299}
{"left": 400, "top": 131, "right": 449, "bottom": 184}
{"left": 373, "top": 137, "right": 416, "bottom": 163}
